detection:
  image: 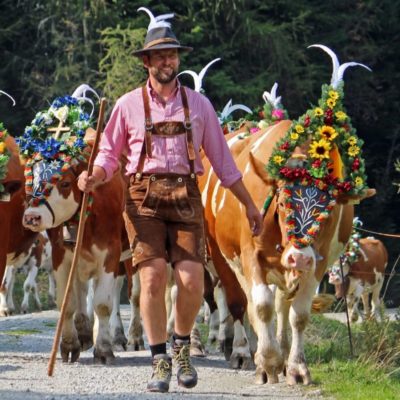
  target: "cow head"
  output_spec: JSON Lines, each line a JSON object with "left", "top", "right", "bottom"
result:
{"left": 23, "top": 158, "right": 84, "bottom": 231}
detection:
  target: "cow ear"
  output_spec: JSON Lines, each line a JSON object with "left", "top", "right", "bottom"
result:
{"left": 336, "top": 188, "right": 376, "bottom": 204}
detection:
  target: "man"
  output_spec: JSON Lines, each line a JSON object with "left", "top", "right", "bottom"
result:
{"left": 78, "top": 7, "right": 263, "bottom": 393}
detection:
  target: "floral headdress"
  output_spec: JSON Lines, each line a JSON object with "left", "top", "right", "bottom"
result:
{"left": 226, "top": 82, "right": 289, "bottom": 136}
{"left": 329, "top": 217, "right": 363, "bottom": 277}
{"left": 267, "top": 44, "right": 371, "bottom": 196}
{"left": 0, "top": 90, "right": 16, "bottom": 195}
{"left": 17, "top": 84, "right": 98, "bottom": 204}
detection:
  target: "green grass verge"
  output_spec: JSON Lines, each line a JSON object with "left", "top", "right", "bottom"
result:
{"left": 1, "top": 329, "right": 41, "bottom": 336}
{"left": 306, "top": 313, "right": 400, "bottom": 400}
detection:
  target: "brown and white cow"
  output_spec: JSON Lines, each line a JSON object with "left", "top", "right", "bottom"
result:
{"left": 22, "top": 128, "right": 125, "bottom": 364}
{"left": 0, "top": 231, "right": 54, "bottom": 315}
{"left": 0, "top": 135, "right": 40, "bottom": 314}
{"left": 328, "top": 237, "right": 387, "bottom": 322}
{"left": 199, "top": 120, "right": 374, "bottom": 385}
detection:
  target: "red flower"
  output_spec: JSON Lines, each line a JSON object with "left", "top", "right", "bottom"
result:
{"left": 280, "top": 141, "right": 290, "bottom": 151}
{"left": 343, "top": 124, "right": 350, "bottom": 132}
{"left": 312, "top": 159, "right": 322, "bottom": 168}
{"left": 304, "top": 115, "right": 311, "bottom": 128}
{"left": 352, "top": 158, "right": 360, "bottom": 171}
{"left": 259, "top": 111, "right": 265, "bottom": 119}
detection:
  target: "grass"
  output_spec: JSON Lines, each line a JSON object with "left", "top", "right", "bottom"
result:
{"left": 305, "top": 313, "right": 400, "bottom": 399}
{"left": 1, "top": 328, "right": 41, "bottom": 336}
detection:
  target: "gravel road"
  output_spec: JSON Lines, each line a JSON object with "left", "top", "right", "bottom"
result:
{"left": 0, "top": 306, "right": 325, "bottom": 400}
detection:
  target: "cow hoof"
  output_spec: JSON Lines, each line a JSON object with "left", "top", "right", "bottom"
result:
{"left": 60, "top": 338, "right": 81, "bottom": 363}
{"left": 286, "top": 366, "right": 312, "bottom": 385}
{"left": 229, "top": 353, "right": 253, "bottom": 370}
{"left": 78, "top": 333, "right": 94, "bottom": 351}
{"left": 127, "top": 339, "right": 145, "bottom": 351}
{"left": 112, "top": 330, "right": 128, "bottom": 352}
{"left": 220, "top": 338, "right": 233, "bottom": 360}
{"left": 255, "top": 367, "right": 267, "bottom": 385}
{"left": 93, "top": 348, "right": 115, "bottom": 365}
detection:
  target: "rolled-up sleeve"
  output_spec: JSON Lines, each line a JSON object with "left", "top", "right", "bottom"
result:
{"left": 94, "top": 100, "right": 128, "bottom": 181}
{"left": 200, "top": 98, "right": 242, "bottom": 188}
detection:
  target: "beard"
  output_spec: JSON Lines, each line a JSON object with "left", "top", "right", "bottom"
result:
{"left": 152, "top": 66, "right": 178, "bottom": 84}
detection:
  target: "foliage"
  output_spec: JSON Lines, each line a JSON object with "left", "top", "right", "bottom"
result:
{"left": 306, "top": 313, "right": 400, "bottom": 399}
{"left": 0, "top": 122, "right": 11, "bottom": 194}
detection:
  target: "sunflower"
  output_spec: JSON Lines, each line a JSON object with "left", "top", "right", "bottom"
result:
{"left": 273, "top": 155, "right": 285, "bottom": 165}
{"left": 347, "top": 136, "right": 357, "bottom": 145}
{"left": 335, "top": 111, "right": 347, "bottom": 121}
{"left": 295, "top": 124, "right": 304, "bottom": 134}
{"left": 318, "top": 125, "right": 338, "bottom": 141}
{"left": 348, "top": 145, "right": 360, "bottom": 157}
{"left": 326, "top": 98, "right": 336, "bottom": 108}
{"left": 329, "top": 90, "right": 339, "bottom": 100}
{"left": 309, "top": 139, "right": 331, "bottom": 159}
{"left": 290, "top": 132, "right": 299, "bottom": 141}
{"left": 314, "top": 107, "right": 324, "bottom": 116}
{"left": 355, "top": 176, "right": 364, "bottom": 187}
{"left": 0, "top": 142, "right": 5, "bottom": 154}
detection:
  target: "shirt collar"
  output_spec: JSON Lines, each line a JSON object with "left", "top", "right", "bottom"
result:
{"left": 147, "top": 79, "right": 180, "bottom": 104}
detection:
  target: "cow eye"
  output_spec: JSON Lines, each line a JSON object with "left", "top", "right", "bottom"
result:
{"left": 60, "top": 181, "right": 71, "bottom": 189}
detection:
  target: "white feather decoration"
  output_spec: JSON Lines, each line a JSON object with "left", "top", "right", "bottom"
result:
{"left": 71, "top": 84, "right": 100, "bottom": 117}
{"left": 308, "top": 44, "right": 372, "bottom": 88}
{"left": 178, "top": 58, "right": 221, "bottom": 92}
{"left": 218, "top": 99, "right": 252, "bottom": 124}
{"left": 138, "top": 7, "right": 174, "bottom": 31}
{"left": 262, "top": 82, "right": 282, "bottom": 109}
{"left": 0, "top": 90, "right": 16, "bottom": 106}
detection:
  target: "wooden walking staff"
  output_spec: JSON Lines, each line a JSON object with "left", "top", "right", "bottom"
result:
{"left": 47, "top": 97, "right": 107, "bottom": 377}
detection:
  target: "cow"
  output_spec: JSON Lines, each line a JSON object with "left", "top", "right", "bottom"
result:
{"left": 328, "top": 236, "right": 388, "bottom": 322}
{"left": 0, "top": 232, "right": 54, "bottom": 315}
{"left": 199, "top": 44, "right": 375, "bottom": 385}
{"left": 0, "top": 134, "right": 40, "bottom": 314}
{"left": 20, "top": 91, "right": 126, "bottom": 364}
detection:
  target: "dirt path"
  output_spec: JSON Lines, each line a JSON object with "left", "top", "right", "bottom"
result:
{"left": 0, "top": 307, "right": 324, "bottom": 400}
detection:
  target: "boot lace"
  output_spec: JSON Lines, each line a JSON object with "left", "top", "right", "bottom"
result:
{"left": 153, "top": 358, "right": 171, "bottom": 379}
{"left": 175, "top": 345, "right": 192, "bottom": 374}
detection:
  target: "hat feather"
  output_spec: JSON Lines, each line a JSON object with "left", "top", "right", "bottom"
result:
{"left": 138, "top": 7, "right": 174, "bottom": 31}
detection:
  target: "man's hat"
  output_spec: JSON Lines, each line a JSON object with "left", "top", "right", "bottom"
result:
{"left": 133, "top": 7, "right": 193, "bottom": 57}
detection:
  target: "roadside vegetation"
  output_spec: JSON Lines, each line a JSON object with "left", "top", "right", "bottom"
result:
{"left": 306, "top": 313, "right": 400, "bottom": 400}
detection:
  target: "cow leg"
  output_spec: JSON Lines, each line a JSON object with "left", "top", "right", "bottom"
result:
{"left": 250, "top": 282, "right": 283, "bottom": 384}
{"left": 204, "top": 271, "right": 219, "bottom": 345}
{"left": 215, "top": 286, "right": 234, "bottom": 359}
{"left": 275, "top": 286, "right": 291, "bottom": 366}
{"left": 47, "top": 268, "right": 57, "bottom": 308}
{"left": 370, "top": 275, "right": 384, "bottom": 320}
{"left": 73, "top": 278, "right": 93, "bottom": 351}
{"left": 0, "top": 266, "right": 16, "bottom": 316}
{"left": 92, "top": 270, "right": 115, "bottom": 364}
{"left": 110, "top": 275, "right": 128, "bottom": 351}
{"left": 285, "top": 277, "right": 318, "bottom": 386}
{"left": 127, "top": 271, "right": 145, "bottom": 351}
{"left": 21, "top": 263, "right": 41, "bottom": 313}
{"left": 54, "top": 262, "right": 81, "bottom": 363}
{"left": 361, "top": 291, "right": 370, "bottom": 320}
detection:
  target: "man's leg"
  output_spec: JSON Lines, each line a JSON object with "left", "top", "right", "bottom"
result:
{"left": 172, "top": 260, "right": 204, "bottom": 388}
{"left": 139, "top": 257, "right": 172, "bottom": 393}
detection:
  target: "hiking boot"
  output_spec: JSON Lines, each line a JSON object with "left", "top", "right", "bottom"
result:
{"left": 172, "top": 339, "right": 198, "bottom": 388}
{"left": 147, "top": 354, "right": 172, "bottom": 393}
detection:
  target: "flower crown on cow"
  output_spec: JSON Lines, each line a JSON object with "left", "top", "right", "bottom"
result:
{"left": 17, "top": 84, "right": 98, "bottom": 203}
{"left": 267, "top": 44, "right": 371, "bottom": 197}
{"left": 0, "top": 91, "right": 16, "bottom": 195}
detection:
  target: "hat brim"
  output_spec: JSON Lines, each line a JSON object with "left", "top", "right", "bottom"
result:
{"left": 133, "top": 43, "right": 193, "bottom": 57}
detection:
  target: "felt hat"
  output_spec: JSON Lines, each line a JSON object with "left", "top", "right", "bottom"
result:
{"left": 133, "top": 7, "right": 192, "bottom": 57}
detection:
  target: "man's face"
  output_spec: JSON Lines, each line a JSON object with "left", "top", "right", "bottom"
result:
{"left": 143, "top": 48, "right": 180, "bottom": 84}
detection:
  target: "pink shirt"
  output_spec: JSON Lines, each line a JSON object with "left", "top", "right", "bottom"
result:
{"left": 94, "top": 80, "right": 242, "bottom": 188}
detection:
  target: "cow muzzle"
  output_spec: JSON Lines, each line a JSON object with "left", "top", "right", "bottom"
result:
{"left": 23, "top": 212, "right": 45, "bottom": 231}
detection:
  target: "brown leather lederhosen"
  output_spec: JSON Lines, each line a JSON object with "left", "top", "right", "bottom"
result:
{"left": 123, "top": 86, "right": 206, "bottom": 267}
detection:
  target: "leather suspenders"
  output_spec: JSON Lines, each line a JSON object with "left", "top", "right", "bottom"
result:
{"left": 136, "top": 86, "right": 196, "bottom": 178}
